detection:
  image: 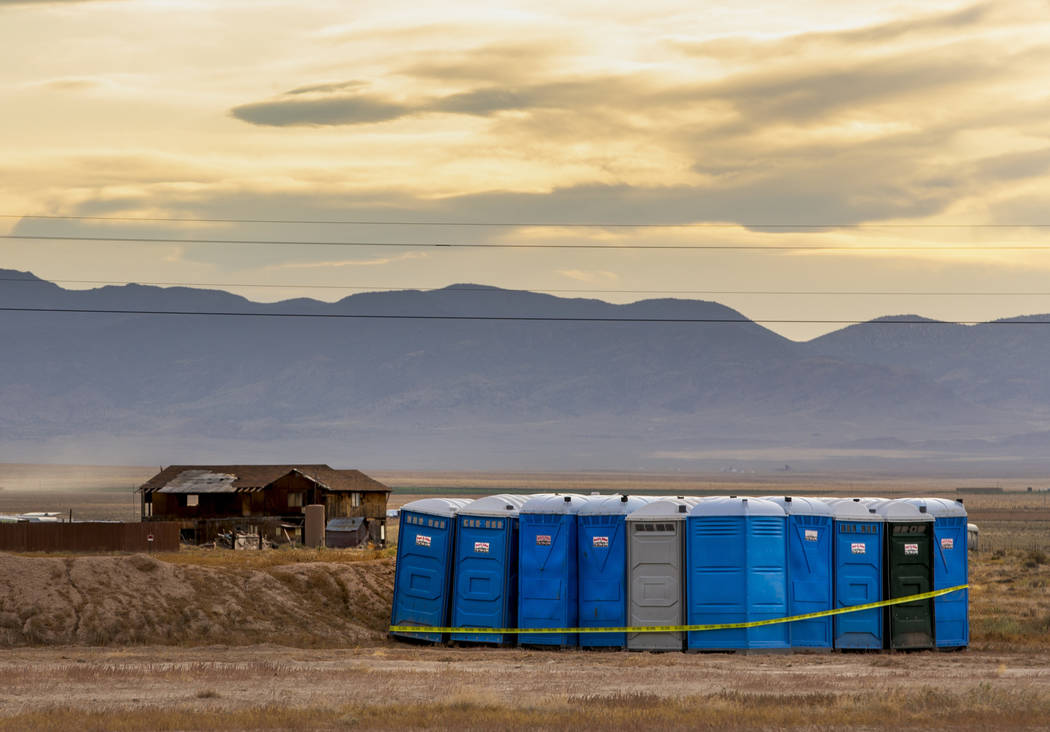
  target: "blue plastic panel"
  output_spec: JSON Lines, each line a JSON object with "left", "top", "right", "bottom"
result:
{"left": 518, "top": 513, "right": 578, "bottom": 646}
{"left": 932, "top": 516, "right": 968, "bottom": 647}
{"left": 578, "top": 514, "right": 629, "bottom": 647}
{"left": 390, "top": 510, "right": 457, "bottom": 643}
{"left": 786, "top": 515, "right": 833, "bottom": 648}
{"left": 686, "top": 515, "right": 789, "bottom": 650}
{"left": 450, "top": 515, "right": 518, "bottom": 644}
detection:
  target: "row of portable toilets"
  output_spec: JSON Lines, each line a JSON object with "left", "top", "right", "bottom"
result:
{"left": 390, "top": 494, "right": 968, "bottom": 652}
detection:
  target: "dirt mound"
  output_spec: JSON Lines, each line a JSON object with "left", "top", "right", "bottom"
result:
{"left": 0, "top": 553, "right": 394, "bottom": 647}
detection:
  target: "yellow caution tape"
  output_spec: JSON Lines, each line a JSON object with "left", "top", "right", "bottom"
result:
{"left": 390, "top": 584, "right": 967, "bottom": 635}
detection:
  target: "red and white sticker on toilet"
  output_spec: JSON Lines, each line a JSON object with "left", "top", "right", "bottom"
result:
{"left": 415, "top": 534, "right": 431, "bottom": 547}
{"left": 941, "top": 538, "right": 954, "bottom": 550}
{"left": 592, "top": 536, "right": 609, "bottom": 548}
{"left": 474, "top": 541, "right": 489, "bottom": 553}
{"left": 905, "top": 543, "right": 919, "bottom": 555}
{"left": 536, "top": 534, "right": 552, "bottom": 546}
{"left": 851, "top": 542, "right": 866, "bottom": 554}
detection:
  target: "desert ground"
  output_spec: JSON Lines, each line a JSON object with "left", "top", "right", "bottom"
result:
{"left": 1, "top": 464, "right": 1049, "bottom": 729}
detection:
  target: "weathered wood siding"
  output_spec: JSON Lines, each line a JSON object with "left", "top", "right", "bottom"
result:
{"left": 0, "top": 522, "right": 180, "bottom": 552}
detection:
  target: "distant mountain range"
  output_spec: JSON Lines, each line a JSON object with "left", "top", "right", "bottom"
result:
{"left": 2, "top": 268, "right": 1049, "bottom": 473}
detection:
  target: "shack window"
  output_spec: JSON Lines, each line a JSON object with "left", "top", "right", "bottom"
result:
{"left": 186, "top": 494, "right": 199, "bottom": 507}
{"left": 352, "top": 492, "right": 361, "bottom": 508}
{"left": 288, "top": 492, "right": 304, "bottom": 508}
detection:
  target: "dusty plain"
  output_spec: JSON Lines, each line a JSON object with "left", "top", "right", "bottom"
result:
{"left": 1, "top": 464, "right": 1049, "bottom": 730}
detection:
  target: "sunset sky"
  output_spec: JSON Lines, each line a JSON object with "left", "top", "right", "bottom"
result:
{"left": 2, "top": 0, "right": 1050, "bottom": 339}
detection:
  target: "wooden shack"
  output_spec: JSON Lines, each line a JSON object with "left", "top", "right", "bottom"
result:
{"left": 139, "top": 464, "right": 390, "bottom": 546}
{"left": 325, "top": 517, "right": 368, "bottom": 548}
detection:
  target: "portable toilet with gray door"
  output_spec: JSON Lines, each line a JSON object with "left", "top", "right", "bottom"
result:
{"left": 686, "top": 496, "right": 789, "bottom": 652}
{"left": 877, "top": 499, "right": 935, "bottom": 650}
{"left": 827, "top": 498, "right": 884, "bottom": 650}
{"left": 625, "top": 498, "right": 696, "bottom": 651}
{"left": 450, "top": 494, "right": 529, "bottom": 645}
{"left": 577, "top": 494, "right": 652, "bottom": 648}
{"left": 518, "top": 494, "right": 590, "bottom": 647}
{"left": 763, "top": 496, "right": 833, "bottom": 650}
{"left": 903, "top": 498, "right": 968, "bottom": 649}
{"left": 390, "top": 498, "right": 472, "bottom": 643}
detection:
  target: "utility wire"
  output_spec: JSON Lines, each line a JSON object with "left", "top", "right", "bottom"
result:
{"left": 6, "top": 234, "right": 1050, "bottom": 250}
{"left": 3, "top": 276, "right": 1050, "bottom": 297}
{"left": 0, "top": 306, "right": 1045, "bottom": 325}
{"left": 3, "top": 213, "right": 1050, "bottom": 228}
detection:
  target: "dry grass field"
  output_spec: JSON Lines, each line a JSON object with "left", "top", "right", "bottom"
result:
{"left": 0, "top": 643, "right": 1048, "bottom": 730}
{"left": 1, "top": 464, "right": 1050, "bottom": 729}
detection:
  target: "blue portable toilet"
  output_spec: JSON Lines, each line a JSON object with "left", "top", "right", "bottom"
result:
{"left": 686, "top": 497, "right": 789, "bottom": 652}
{"left": 763, "top": 496, "right": 833, "bottom": 650}
{"left": 577, "top": 494, "right": 652, "bottom": 648}
{"left": 904, "top": 497, "right": 968, "bottom": 649}
{"left": 391, "top": 498, "right": 472, "bottom": 643}
{"left": 518, "top": 494, "right": 590, "bottom": 647}
{"left": 828, "top": 498, "right": 884, "bottom": 650}
{"left": 450, "top": 494, "right": 529, "bottom": 645}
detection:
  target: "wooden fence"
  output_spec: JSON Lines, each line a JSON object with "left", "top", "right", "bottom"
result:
{"left": 0, "top": 521, "right": 179, "bottom": 553}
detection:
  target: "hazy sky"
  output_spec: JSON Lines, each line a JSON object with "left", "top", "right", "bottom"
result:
{"left": 2, "top": 0, "right": 1050, "bottom": 339}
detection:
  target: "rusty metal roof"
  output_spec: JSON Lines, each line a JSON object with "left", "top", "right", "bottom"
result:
{"left": 139, "top": 464, "right": 390, "bottom": 495}
{"left": 158, "top": 470, "right": 237, "bottom": 494}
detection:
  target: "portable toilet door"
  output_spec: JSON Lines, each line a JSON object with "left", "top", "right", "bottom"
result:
{"left": 905, "top": 498, "right": 968, "bottom": 649}
{"left": 625, "top": 498, "right": 695, "bottom": 651}
{"left": 827, "top": 498, "right": 884, "bottom": 650}
{"left": 391, "top": 498, "right": 472, "bottom": 643}
{"left": 518, "top": 494, "right": 589, "bottom": 647}
{"left": 686, "top": 497, "right": 789, "bottom": 652}
{"left": 577, "top": 494, "right": 652, "bottom": 648}
{"left": 877, "top": 499, "right": 935, "bottom": 650}
{"left": 449, "top": 494, "right": 528, "bottom": 645}
{"left": 763, "top": 496, "right": 833, "bottom": 650}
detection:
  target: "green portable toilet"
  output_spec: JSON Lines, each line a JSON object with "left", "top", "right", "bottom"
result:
{"left": 876, "top": 500, "right": 935, "bottom": 650}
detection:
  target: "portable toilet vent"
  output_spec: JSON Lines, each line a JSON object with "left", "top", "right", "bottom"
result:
{"left": 625, "top": 498, "right": 698, "bottom": 651}
{"left": 876, "top": 499, "right": 935, "bottom": 650}
{"left": 763, "top": 496, "right": 833, "bottom": 650}
{"left": 450, "top": 494, "right": 529, "bottom": 645}
{"left": 391, "top": 498, "right": 472, "bottom": 643}
{"left": 685, "top": 496, "right": 789, "bottom": 652}
{"left": 517, "top": 494, "right": 590, "bottom": 647}
{"left": 827, "top": 498, "right": 885, "bottom": 650}
{"left": 577, "top": 494, "right": 653, "bottom": 648}
{"left": 903, "top": 498, "right": 968, "bottom": 649}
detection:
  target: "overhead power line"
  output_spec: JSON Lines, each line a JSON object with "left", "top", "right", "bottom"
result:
{"left": 4, "top": 276, "right": 1050, "bottom": 297}
{"left": 6, "top": 234, "right": 1050, "bottom": 250}
{"left": 3, "top": 213, "right": 1050, "bottom": 228}
{"left": 0, "top": 306, "right": 1046, "bottom": 325}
